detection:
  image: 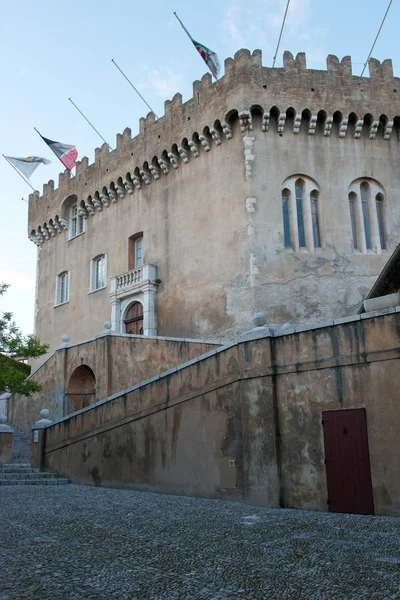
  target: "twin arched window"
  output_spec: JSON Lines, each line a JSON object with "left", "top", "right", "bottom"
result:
{"left": 348, "top": 179, "right": 386, "bottom": 253}
{"left": 282, "top": 176, "right": 321, "bottom": 251}
{"left": 282, "top": 176, "right": 387, "bottom": 254}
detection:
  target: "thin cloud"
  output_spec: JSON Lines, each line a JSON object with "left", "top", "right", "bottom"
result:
{"left": 220, "top": 0, "right": 326, "bottom": 69}
{"left": 147, "top": 67, "right": 184, "bottom": 98}
{"left": 222, "top": 4, "right": 245, "bottom": 48}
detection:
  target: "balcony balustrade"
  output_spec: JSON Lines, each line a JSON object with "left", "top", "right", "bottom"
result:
{"left": 110, "top": 264, "right": 157, "bottom": 297}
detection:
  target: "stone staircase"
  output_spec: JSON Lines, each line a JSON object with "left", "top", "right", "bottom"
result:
{"left": 0, "top": 423, "right": 70, "bottom": 486}
{"left": 0, "top": 463, "right": 70, "bottom": 485}
{"left": 11, "top": 425, "right": 32, "bottom": 464}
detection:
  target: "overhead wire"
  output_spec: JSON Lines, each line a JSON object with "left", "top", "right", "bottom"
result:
{"left": 272, "top": 0, "right": 291, "bottom": 68}
{"left": 360, "top": 0, "right": 393, "bottom": 77}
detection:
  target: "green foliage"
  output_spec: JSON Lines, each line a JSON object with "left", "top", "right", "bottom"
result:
{"left": 0, "top": 282, "right": 49, "bottom": 396}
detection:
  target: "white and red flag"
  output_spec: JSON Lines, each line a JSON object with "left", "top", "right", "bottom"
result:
{"left": 39, "top": 134, "right": 78, "bottom": 172}
{"left": 174, "top": 12, "right": 221, "bottom": 80}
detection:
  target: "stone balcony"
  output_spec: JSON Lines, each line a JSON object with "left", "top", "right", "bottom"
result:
{"left": 109, "top": 265, "right": 158, "bottom": 336}
{"left": 110, "top": 264, "right": 158, "bottom": 296}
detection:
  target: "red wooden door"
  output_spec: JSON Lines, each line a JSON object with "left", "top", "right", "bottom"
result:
{"left": 322, "top": 408, "right": 374, "bottom": 515}
{"left": 124, "top": 301, "right": 144, "bottom": 335}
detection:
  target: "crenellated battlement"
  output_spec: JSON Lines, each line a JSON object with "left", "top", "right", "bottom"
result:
{"left": 28, "top": 48, "right": 400, "bottom": 243}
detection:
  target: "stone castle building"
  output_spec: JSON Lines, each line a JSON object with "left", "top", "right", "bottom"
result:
{"left": 28, "top": 49, "right": 400, "bottom": 364}
{"left": 6, "top": 49, "right": 400, "bottom": 515}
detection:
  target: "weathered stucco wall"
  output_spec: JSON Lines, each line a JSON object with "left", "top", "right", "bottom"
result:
{"left": 8, "top": 334, "right": 219, "bottom": 435}
{"left": 41, "top": 311, "right": 400, "bottom": 515}
{"left": 28, "top": 49, "right": 400, "bottom": 365}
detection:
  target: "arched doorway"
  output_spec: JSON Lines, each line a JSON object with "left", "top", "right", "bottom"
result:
{"left": 124, "top": 301, "right": 143, "bottom": 334}
{"left": 67, "top": 365, "right": 96, "bottom": 413}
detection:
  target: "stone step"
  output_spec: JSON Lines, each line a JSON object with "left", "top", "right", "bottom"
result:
{"left": 0, "top": 463, "right": 31, "bottom": 469}
{"left": 0, "top": 472, "right": 56, "bottom": 480}
{"left": 0, "top": 478, "right": 70, "bottom": 486}
{"left": 0, "top": 468, "right": 39, "bottom": 474}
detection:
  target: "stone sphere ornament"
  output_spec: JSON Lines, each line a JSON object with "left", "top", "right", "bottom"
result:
{"left": 0, "top": 415, "right": 7, "bottom": 424}
{"left": 253, "top": 312, "right": 267, "bottom": 327}
{"left": 62, "top": 334, "right": 70, "bottom": 343}
{"left": 104, "top": 321, "right": 112, "bottom": 330}
{"left": 40, "top": 409, "right": 50, "bottom": 419}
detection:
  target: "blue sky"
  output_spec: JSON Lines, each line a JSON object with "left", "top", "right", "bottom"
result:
{"left": 1, "top": 0, "right": 399, "bottom": 336}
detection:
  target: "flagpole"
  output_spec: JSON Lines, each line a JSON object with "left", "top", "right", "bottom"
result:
{"left": 173, "top": 11, "right": 194, "bottom": 42}
{"left": 69, "top": 98, "right": 113, "bottom": 150}
{"left": 111, "top": 59, "right": 159, "bottom": 119}
{"left": 2, "top": 154, "right": 37, "bottom": 193}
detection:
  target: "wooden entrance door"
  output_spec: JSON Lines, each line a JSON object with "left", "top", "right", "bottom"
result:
{"left": 124, "top": 301, "right": 143, "bottom": 334}
{"left": 322, "top": 408, "right": 374, "bottom": 515}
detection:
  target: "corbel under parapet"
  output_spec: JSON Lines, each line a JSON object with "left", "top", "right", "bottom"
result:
{"left": 384, "top": 121, "right": 393, "bottom": 140}
{"left": 323, "top": 117, "right": 333, "bottom": 137}
{"left": 168, "top": 151, "right": 180, "bottom": 168}
{"left": 177, "top": 146, "right": 190, "bottom": 162}
{"left": 261, "top": 112, "right": 270, "bottom": 132}
{"left": 308, "top": 115, "right": 317, "bottom": 135}
{"left": 188, "top": 140, "right": 200, "bottom": 156}
{"left": 293, "top": 114, "right": 302, "bottom": 134}
{"left": 239, "top": 111, "right": 252, "bottom": 133}
{"left": 210, "top": 128, "right": 222, "bottom": 145}
{"left": 221, "top": 122, "right": 233, "bottom": 139}
{"left": 339, "top": 117, "right": 348, "bottom": 138}
{"left": 353, "top": 119, "right": 364, "bottom": 139}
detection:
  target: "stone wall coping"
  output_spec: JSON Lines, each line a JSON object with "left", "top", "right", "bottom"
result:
{"left": 0, "top": 424, "right": 13, "bottom": 433}
{"left": 28, "top": 332, "right": 223, "bottom": 380}
{"left": 43, "top": 308, "right": 400, "bottom": 431}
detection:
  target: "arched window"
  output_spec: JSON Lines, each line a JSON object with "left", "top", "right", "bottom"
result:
{"left": 282, "top": 189, "right": 291, "bottom": 247}
{"left": 128, "top": 232, "right": 144, "bottom": 270}
{"left": 349, "top": 192, "right": 358, "bottom": 250}
{"left": 348, "top": 179, "right": 387, "bottom": 253}
{"left": 310, "top": 190, "right": 320, "bottom": 247}
{"left": 375, "top": 193, "right": 386, "bottom": 250}
{"left": 360, "top": 183, "right": 372, "bottom": 249}
{"left": 281, "top": 175, "right": 322, "bottom": 252}
{"left": 56, "top": 271, "right": 69, "bottom": 305}
{"left": 61, "top": 194, "right": 85, "bottom": 239}
{"left": 91, "top": 255, "right": 106, "bottom": 291}
{"left": 295, "top": 179, "right": 306, "bottom": 247}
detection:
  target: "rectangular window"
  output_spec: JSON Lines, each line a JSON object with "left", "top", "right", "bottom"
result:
{"left": 57, "top": 272, "right": 69, "bottom": 304}
{"left": 295, "top": 183, "right": 306, "bottom": 247}
{"left": 349, "top": 198, "right": 358, "bottom": 250}
{"left": 282, "top": 193, "right": 291, "bottom": 247}
{"left": 376, "top": 198, "right": 386, "bottom": 250}
{"left": 70, "top": 205, "right": 84, "bottom": 239}
{"left": 311, "top": 192, "right": 321, "bottom": 247}
{"left": 134, "top": 237, "right": 143, "bottom": 268}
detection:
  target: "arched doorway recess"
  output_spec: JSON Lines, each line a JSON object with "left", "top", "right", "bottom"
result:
{"left": 67, "top": 365, "right": 96, "bottom": 413}
{"left": 124, "top": 301, "right": 144, "bottom": 334}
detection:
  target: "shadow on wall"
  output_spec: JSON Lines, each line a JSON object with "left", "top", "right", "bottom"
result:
{"left": 66, "top": 365, "right": 96, "bottom": 414}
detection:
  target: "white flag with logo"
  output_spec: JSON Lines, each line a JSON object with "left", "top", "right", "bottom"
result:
{"left": 4, "top": 156, "right": 51, "bottom": 180}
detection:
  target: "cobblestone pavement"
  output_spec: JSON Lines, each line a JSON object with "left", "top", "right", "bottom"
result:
{"left": 0, "top": 485, "right": 399, "bottom": 600}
